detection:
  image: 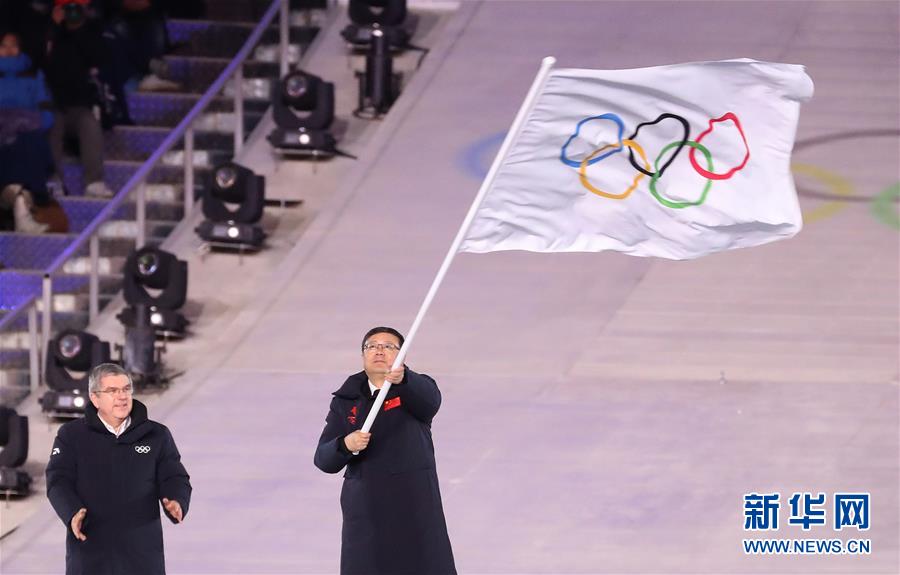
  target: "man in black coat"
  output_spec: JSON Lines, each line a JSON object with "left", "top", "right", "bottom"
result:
{"left": 46, "top": 363, "right": 192, "bottom": 575}
{"left": 315, "top": 326, "right": 456, "bottom": 575}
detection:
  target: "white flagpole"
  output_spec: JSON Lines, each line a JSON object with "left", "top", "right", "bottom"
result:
{"left": 359, "top": 56, "right": 557, "bottom": 435}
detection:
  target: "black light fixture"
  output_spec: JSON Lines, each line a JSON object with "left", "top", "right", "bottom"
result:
{"left": 39, "top": 329, "right": 111, "bottom": 417}
{"left": 121, "top": 303, "right": 164, "bottom": 383}
{"left": 117, "top": 246, "right": 188, "bottom": 338}
{"left": 354, "top": 27, "right": 400, "bottom": 118}
{"left": 0, "top": 406, "right": 31, "bottom": 495}
{"left": 341, "top": 0, "right": 412, "bottom": 49}
{"left": 267, "top": 70, "right": 338, "bottom": 156}
{"left": 195, "top": 162, "right": 266, "bottom": 248}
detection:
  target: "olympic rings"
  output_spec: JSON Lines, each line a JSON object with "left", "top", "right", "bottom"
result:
{"left": 689, "top": 112, "right": 750, "bottom": 180}
{"left": 650, "top": 141, "right": 714, "bottom": 209}
{"left": 561, "top": 111, "right": 749, "bottom": 209}
{"left": 579, "top": 139, "right": 649, "bottom": 199}
{"left": 560, "top": 113, "right": 625, "bottom": 168}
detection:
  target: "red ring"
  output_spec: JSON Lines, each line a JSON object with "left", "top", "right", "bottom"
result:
{"left": 689, "top": 112, "right": 750, "bottom": 180}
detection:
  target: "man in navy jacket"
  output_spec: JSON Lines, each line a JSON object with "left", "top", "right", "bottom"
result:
{"left": 46, "top": 363, "right": 191, "bottom": 575}
{"left": 315, "top": 326, "right": 456, "bottom": 575}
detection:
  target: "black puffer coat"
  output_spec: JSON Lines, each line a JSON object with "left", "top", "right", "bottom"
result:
{"left": 46, "top": 399, "right": 191, "bottom": 575}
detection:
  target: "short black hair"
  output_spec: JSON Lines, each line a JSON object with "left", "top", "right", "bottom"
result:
{"left": 361, "top": 326, "right": 405, "bottom": 351}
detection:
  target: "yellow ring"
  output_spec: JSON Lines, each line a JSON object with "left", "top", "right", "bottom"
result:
{"left": 579, "top": 139, "right": 649, "bottom": 199}
{"left": 791, "top": 163, "right": 854, "bottom": 223}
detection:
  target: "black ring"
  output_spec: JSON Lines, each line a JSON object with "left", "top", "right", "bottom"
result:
{"left": 793, "top": 129, "right": 900, "bottom": 202}
{"left": 627, "top": 113, "right": 690, "bottom": 177}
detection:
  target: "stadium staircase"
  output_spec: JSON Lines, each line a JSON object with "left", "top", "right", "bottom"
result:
{"left": 0, "top": 0, "right": 324, "bottom": 405}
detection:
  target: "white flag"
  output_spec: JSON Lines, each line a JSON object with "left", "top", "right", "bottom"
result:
{"left": 458, "top": 59, "right": 814, "bottom": 260}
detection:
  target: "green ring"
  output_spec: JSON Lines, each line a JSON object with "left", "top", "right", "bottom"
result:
{"left": 649, "top": 141, "right": 714, "bottom": 209}
{"left": 871, "top": 182, "right": 900, "bottom": 230}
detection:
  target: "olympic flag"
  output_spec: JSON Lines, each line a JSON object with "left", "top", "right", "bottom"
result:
{"left": 458, "top": 58, "right": 814, "bottom": 260}
{"left": 359, "top": 58, "right": 814, "bottom": 433}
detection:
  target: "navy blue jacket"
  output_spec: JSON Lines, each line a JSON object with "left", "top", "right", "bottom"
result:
{"left": 46, "top": 400, "right": 191, "bottom": 575}
{"left": 315, "top": 368, "right": 456, "bottom": 575}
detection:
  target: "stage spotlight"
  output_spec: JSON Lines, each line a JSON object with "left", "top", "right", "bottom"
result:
{"left": 39, "top": 329, "right": 111, "bottom": 417}
{"left": 0, "top": 406, "right": 31, "bottom": 495}
{"left": 355, "top": 28, "right": 400, "bottom": 118}
{"left": 267, "top": 70, "right": 338, "bottom": 156}
{"left": 122, "top": 304, "right": 161, "bottom": 381}
{"left": 195, "top": 162, "right": 266, "bottom": 248}
{"left": 117, "top": 246, "right": 188, "bottom": 338}
{"left": 341, "top": 0, "right": 413, "bottom": 49}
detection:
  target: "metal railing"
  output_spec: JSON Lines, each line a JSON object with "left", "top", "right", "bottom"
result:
{"left": 0, "top": 0, "right": 295, "bottom": 396}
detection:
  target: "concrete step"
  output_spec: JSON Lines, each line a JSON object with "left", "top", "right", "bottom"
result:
{"left": 60, "top": 183, "right": 185, "bottom": 204}
{"left": 96, "top": 220, "right": 179, "bottom": 242}
{"left": 0, "top": 309, "right": 91, "bottom": 338}
{"left": 104, "top": 125, "right": 235, "bottom": 162}
{"left": 0, "top": 233, "right": 76, "bottom": 272}
{"left": 61, "top": 159, "right": 211, "bottom": 198}
{"left": 167, "top": 19, "right": 318, "bottom": 60}
{"left": 162, "top": 55, "right": 282, "bottom": 95}
{"left": 0, "top": 351, "right": 30, "bottom": 371}
{"left": 204, "top": 0, "right": 327, "bottom": 23}
{"left": 0, "top": 269, "right": 121, "bottom": 310}
{"left": 125, "top": 91, "right": 266, "bottom": 128}
{"left": 59, "top": 197, "right": 187, "bottom": 234}
{"left": 0, "top": 371, "right": 30, "bottom": 406}
{"left": 63, "top": 254, "right": 127, "bottom": 276}
{"left": 167, "top": 20, "right": 254, "bottom": 58}
{"left": 0, "top": 228, "right": 170, "bottom": 276}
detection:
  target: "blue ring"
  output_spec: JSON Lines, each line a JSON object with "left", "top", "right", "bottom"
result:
{"left": 458, "top": 131, "right": 507, "bottom": 181}
{"left": 560, "top": 113, "right": 625, "bottom": 168}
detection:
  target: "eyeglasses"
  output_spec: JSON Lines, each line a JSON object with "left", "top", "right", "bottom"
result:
{"left": 363, "top": 342, "right": 400, "bottom": 353}
{"left": 94, "top": 385, "right": 133, "bottom": 397}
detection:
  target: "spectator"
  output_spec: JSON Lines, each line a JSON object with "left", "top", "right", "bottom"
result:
{"left": 104, "top": 0, "right": 179, "bottom": 91}
{"left": 44, "top": 0, "right": 113, "bottom": 198}
{"left": 3, "top": 0, "right": 55, "bottom": 69}
{"left": 0, "top": 30, "right": 54, "bottom": 233}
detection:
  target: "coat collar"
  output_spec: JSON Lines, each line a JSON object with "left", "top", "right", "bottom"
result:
{"left": 333, "top": 371, "right": 368, "bottom": 400}
{"left": 333, "top": 369, "right": 407, "bottom": 400}
{"left": 85, "top": 399, "right": 150, "bottom": 439}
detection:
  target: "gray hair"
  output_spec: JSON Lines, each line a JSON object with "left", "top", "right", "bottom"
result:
{"left": 88, "top": 363, "right": 133, "bottom": 394}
